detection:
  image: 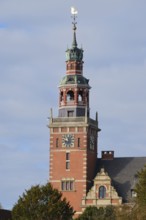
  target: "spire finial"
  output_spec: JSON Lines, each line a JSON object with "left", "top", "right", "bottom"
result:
{"left": 71, "top": 7, "right": 78, "bottom": 48}
{"left": 71, "top": 7, "right": 78, "bottom": 24}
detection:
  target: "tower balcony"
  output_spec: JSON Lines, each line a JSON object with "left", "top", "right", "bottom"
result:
{"left": 60, "top": 100, "right": 84, "bottom": 107}
{"left": 49, "top": 116, "right": 98, "bottom": 128}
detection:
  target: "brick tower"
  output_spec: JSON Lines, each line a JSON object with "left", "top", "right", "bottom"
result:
{"left": 48, "top": 10, "right": 100, "bottom": 216}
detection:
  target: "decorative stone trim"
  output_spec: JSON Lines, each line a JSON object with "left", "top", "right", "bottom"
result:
{"left": 82, "top": 168, "right": 122, "bottom": 208}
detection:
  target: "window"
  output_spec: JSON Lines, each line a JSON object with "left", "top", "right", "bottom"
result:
{"left": 66, "top": 181, "right": 70, "bottom": 190}
{"left": 99, "top": 186, "right": 106, "bottom": 199}
{"left": 131, "top": 189, "right": 137, "bottom": 198}
{"left": 67, "top": 111, "right": 74, "bottom": 117}
{"left": 78, "top": 138, "right": 80, "bottom": 148}
{"left": 66, "top": 152, "right": 70, "bottom": 170}
{"left": 61, "top": 181, "right": 74, "bottom": 191}
{"left": 70, "top": 181, "right": 73, "bottom": 190}
{"left": 66, "top": 152, "right": 70, "bottom": 160}
{"left": 66, "top": 161, "right": 70, "bottom": 169}
{"left": 61, "top": 181, "right": 66, "bottom": 191}
{"left": 56, "top": 138, "right": 59, "bottom": 148}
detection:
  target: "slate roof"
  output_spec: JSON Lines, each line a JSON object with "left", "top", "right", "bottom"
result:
{"left": 0, "top": 209, "right": 12, "bottom": 220}
{"left": 96, "top": 157, "right": 146, "bottom": 202}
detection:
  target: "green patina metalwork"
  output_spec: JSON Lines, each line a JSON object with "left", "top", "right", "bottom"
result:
{"left": 59, "top": 74, "right": 89, "bottom": 86}
{"left": 66, "top": 22, "right": 83, "bottom": 62}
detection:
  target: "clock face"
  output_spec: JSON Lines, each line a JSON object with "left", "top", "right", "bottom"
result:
{"left": 90, "top": 135, "right": 94, "bottom": 149}
{"left": 62, "top": 134, "right": 74, "bottom": 147}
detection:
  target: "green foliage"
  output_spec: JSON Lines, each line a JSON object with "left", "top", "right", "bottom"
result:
{"left": 135, "top": 165, "right": 146, "bottom": 206}
{"left": 114, "top": 205, "right": 133, "bottom": 220}
{"left": 12, "top": 183, "right": 75, "bottom": 220}
{"left": 76, "top": 205, "right": 116, "bottom": 220}
{"left": 76, "top": 206, "right": 103, "bottom": 220}
{"left": 77, "top": 205, "right": 141, "bottom": 220}
{"left": 104, "top": 205, "right": 116, "bottom": 219}
{"left": 133, "top": 165, "right": 146, "bottom": 219}
{"left": 0, "top": 203, "right": 2, "bottom": 209}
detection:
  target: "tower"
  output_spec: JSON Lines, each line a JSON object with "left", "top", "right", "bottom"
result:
{"left": 48, "top": 9, "right": 100, "bottom": 215}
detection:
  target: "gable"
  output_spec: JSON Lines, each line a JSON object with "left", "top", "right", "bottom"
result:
{"left": 97, "top": 157, "right": 146, "bottom": 202}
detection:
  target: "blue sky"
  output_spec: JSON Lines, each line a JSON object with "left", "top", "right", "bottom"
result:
{"left": 0, "top": 0, "right": 146, "bottom": 209}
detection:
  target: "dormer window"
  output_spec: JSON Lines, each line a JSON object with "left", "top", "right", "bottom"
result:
{"left": 131, "top": 189, "right": 137, "bottom": 198}
{"left": 67, "top": 77, "right": 74, "bottom": 84}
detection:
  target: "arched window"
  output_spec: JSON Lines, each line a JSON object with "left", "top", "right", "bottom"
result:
{"left": 99, "top": 186, "right": 106, "bottom": 199}
{"left": 67, "top": 91, "right": 74, "bottom": 101}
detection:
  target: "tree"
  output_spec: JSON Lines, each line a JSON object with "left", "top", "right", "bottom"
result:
{"left": 104, "top": 205, "right": 116, "bottom": 220}
{"left": 114, "top": 205, "right": 133, "bottom": 220}
{"left": 76, "top": 206, "right": 104, "bottom": 220}
{"left": 0, "top": 203, "right": 2, "bottom": 209}
{"left": 133, "top": 165, "right": 146, "bottom": 219}
{"left": 135, "top": 165, "right": 146, "bottom": 206}
{"left": 12, "top": 183, "right": 75, "bottom": 220}
{"left": 76, "top": 205, "right": 116, "bottom": 220}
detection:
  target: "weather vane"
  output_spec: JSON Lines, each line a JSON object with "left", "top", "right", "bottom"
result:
{"left": 71, "top": 6, "right": 78, "bottom": 25}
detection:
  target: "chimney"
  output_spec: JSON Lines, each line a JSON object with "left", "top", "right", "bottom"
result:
{"left": 101, "top": 151, "right": 114, "bottom": 160}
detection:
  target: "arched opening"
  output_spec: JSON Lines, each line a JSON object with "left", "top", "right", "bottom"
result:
{"left": 99, "top": 186, "right": 106, "bottom": 199}
{"left": 78, "top": 91, "right": 83, "bottom": 102}
{"left": 60, "top": 91, "right": 63, "bottom": 101}
{"left": 86, "top": 91, "right": 89, "bottom": 103}
{"left": 67, "top": 90, "right": 74, "bottom": 102}
{"left": 70, "top": 63, "right": 73, "bottom": 69}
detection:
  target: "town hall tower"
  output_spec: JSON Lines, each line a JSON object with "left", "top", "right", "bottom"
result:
{"left": 48, "top": 11, "right": 100, "bottom": 215}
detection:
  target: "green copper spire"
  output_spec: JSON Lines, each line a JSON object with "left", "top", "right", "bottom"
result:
{"left": 65, "top": 7, "right": 83, "bottom": 62}
{"left": 72, "top": 23, "right": 77, "bottom": 48}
